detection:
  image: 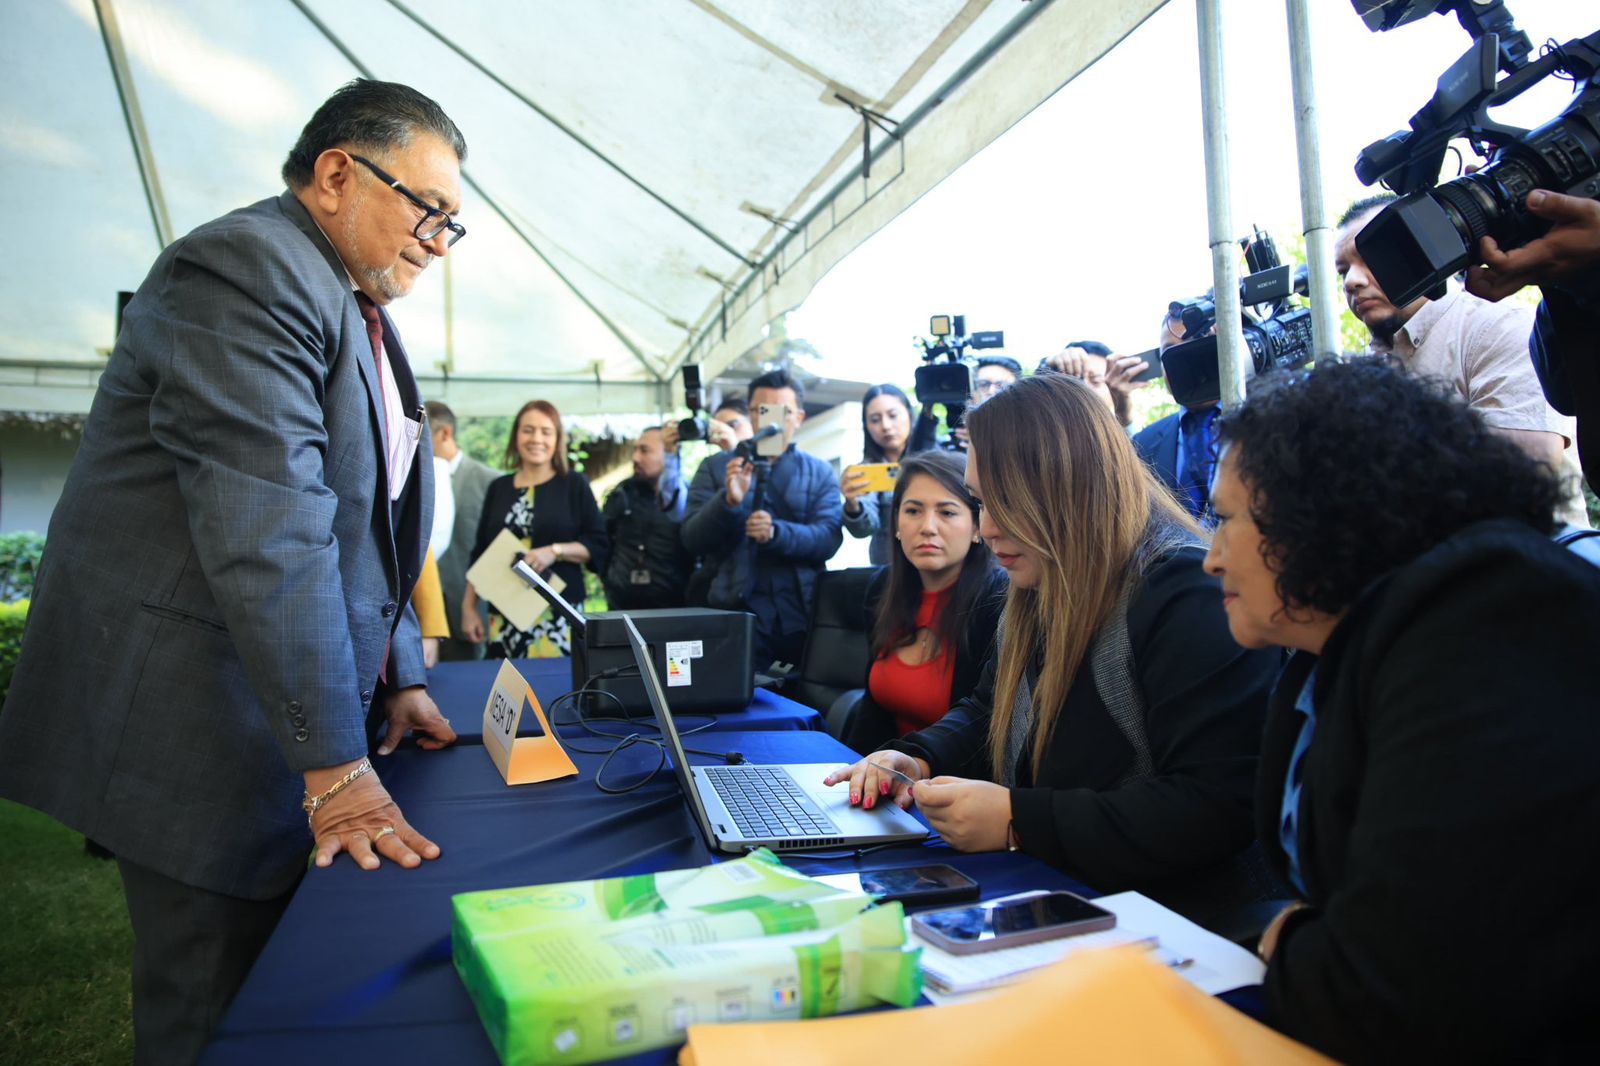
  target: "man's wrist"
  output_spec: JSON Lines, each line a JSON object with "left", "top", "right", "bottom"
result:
{"left": 303, "top": 756, "right": 368, "bottom": 794}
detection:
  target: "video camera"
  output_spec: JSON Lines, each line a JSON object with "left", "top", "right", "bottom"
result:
{"left": 1350, "top": 1, "right": 1600, "bottom": 308}
{"left": 1161, "top": 228, "right": 1315, "bottom": 409}
{"left": 677, "top": 364, "right": 709, "bottom": 441}
{"left": 913, "top": 314, "right": 1005, "bottom": 406}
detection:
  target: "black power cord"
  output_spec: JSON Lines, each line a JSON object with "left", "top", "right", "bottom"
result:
{"left": 548, "top": 670, "right": 745, "bottom": 795}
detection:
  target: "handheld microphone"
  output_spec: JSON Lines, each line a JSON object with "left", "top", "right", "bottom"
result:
{"left": 734, "top": 423, "right": 782, "bottom": 460}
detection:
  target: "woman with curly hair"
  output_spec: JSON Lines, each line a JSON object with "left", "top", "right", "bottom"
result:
{"left": 1204, "top": 359, "right": 1600, "bottom": 1064}
{"left": 827, "top": 372, "right": 1282, "bottom": 925}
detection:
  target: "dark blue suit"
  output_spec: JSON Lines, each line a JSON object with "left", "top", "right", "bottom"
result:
{"left": 1133, "top": 411, "right": 1182, "bottom": 498}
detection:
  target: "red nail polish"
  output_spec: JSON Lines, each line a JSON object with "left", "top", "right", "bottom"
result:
{"left": 879, "top": 780, "right": 889, "bottom": 796}
{"left": 865, "top": 795, "right": 874, "bottom": 809}
{"left": 850, "top": 793, "right": 859, "bottom": 805}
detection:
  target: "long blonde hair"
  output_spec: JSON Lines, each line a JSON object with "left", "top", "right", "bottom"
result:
{"left": 965, "top": 373, "right": 1200, "bottom": 779}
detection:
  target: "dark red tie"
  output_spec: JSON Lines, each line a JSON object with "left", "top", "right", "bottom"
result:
{"left": 355, "top": 293, "right": 389, "bottom": 443}
{"left": 356, "top": 292, "right": 394, "bottom": 685}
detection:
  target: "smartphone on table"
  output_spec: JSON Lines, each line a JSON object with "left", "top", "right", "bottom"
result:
{"left": 910, "top": 891, "right": 1115, "bottom": 955}
{"left": 814, "top": 864, "right": 980, "bottom": 907}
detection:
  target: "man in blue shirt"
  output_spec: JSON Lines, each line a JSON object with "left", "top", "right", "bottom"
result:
{"left": 682, "top": 369, "right": 843, "bottom": 667}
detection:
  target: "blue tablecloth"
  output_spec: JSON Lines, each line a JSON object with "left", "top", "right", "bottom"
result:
{"left": 202, "top": 729, "right": 1124, "bottom": 1065}
{"left": 424, "top": 658, "right": 823, "bottom": 741}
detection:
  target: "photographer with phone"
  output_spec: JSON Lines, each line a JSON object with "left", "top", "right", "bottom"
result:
{"left": 841, "top": 383, "right": 918, "bottom": 564}
{"left": 682, "top": 368, "right": 842, "bottom": 668}
{"left": 826, "top": 373, "right": 1280, "bottom": 927}
{"left": 1040, "top": 340, "right": 1151, "bottom": 429}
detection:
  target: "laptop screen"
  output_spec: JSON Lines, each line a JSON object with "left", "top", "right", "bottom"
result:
{"left": 510, "top": 558, "right": 587, "bottom": 633}
{"left": 620, "top": 615, "right": 719, "bottom": 849}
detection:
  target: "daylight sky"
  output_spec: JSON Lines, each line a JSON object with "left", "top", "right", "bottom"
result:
{"left": 786, "top": 0, "right": 1594, "bottom": 384}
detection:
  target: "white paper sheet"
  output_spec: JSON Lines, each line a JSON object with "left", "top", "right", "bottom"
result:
{"left": 915, "top": 889, "right": 1265, "bottom": 1005}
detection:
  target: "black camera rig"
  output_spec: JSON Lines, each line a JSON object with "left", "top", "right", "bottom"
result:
{"left": 1351, "top": 2, "right": 1600, "bottom": 308}
{"left": 1161, "top": 228, "right": 1315, "bottom": 408}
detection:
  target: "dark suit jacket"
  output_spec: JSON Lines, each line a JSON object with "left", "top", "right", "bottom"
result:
{"left": 1259, "top": 519, "right": 1600, "bottom": 1063}
{"left": 0, "top": 191, "right": 432, "bottom": 900}
{"left": 887, "top": 548, "right": 1279, "bottom": 922}
{"left": 841, "top": 565, "right": 1006, "bottom": 752}
{"left": 438, "top": 452, "right": 501, "bottom": 640}
{"left": 1132, "top": 410, "right": 1181, "bottom": 497}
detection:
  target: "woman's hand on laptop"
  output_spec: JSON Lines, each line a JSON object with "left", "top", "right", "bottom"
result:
{"left": 825, "top": 751, "right": 929, "bottom": 811}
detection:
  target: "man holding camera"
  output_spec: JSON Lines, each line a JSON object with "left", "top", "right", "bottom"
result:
{"left": 601, "top": 425, "right": 691, "bottom": 609}
{"left": 1339, "top": 194, "right": 1586, "bottom": 522}
{"left": 1340, "top": 194, "right": 1564, "bottom": 455}
{"left": 682, "top": 368, "right": 842, "bottom": 668}
{"left": 1468, "top": 189, "right": 1600, "bottom": 486}
{"left": 1133, "top": 313, "right": 1221, "bottom": 522}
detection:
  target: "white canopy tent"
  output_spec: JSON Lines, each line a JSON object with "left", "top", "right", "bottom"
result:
{"left": 2, "top": 0, "right": 1166, "bottom": 418}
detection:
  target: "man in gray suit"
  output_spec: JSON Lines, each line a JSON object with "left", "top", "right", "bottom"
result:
{"left": 0, "top": 80, "right": 464, "bottom": 1064}
{"left": 426, "top": 399, "right": 500, "bottom": 660}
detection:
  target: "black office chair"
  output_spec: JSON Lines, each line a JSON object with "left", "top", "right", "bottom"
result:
{"left": 788, "top": 567, "right": 878, "bottom": 734}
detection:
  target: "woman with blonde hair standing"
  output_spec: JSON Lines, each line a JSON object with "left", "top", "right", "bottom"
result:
{"left": 829, "top": 372, "right": 1279, "bottom": 924}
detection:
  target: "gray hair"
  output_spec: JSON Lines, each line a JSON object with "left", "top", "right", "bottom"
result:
{"left": 282, "top": 79, "right": 466, "bottom": 189}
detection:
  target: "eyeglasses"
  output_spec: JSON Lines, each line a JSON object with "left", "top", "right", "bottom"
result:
{"left": 349, "top": 154, "right": 466, "bottom": 247}
{"left": 971, "top": 378, "right": 1012, "bottom": 397}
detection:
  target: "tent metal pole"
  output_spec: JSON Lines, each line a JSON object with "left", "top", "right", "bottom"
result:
{"left": 1196, "top": 0, "right": 1245, "bottom": 410}
{"left": 93, "top": 0, "right": 174, "bottom": 249}
{"left": 1286, "top": 0, "right": 1343, "bottom": 364}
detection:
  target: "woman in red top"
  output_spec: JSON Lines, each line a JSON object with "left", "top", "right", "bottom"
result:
{"left": 843, "top": 451, "right": 1006, "bottom": 751}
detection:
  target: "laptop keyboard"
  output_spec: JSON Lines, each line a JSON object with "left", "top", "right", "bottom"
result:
{"left": 703, "top": 766, "right": 842, "bottom": 839}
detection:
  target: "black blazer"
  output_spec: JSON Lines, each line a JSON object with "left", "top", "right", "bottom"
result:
{"left": 1259, "top": 519, "right": 1600, "bottom": 1064}
{"left": 887, "top": 548, "right": 1279, "bottom": 922}
{"left": 1132, "top": 410, "right": 1181, "bottom": 496}
{"left": 842, "top": 566, "right": 1007, "bottom": 752}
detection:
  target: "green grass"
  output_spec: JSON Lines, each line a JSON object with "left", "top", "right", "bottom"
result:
{"left": 0, "top": 800, "right": 134, "bottom": 1064}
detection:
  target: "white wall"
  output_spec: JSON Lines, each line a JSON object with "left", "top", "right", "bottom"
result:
{"left": 0, "top": 424, "right": 78, "bottom": 535}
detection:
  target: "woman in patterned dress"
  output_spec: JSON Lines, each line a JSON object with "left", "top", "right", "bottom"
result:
{"left": 460, "top": 400, "right": 608, "bottom": 658}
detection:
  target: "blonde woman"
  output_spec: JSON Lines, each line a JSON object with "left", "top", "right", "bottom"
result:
{"left": 829, "top": 372, "right": 1279, "bottom": 923}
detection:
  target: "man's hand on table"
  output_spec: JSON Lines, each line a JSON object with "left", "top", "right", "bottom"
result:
{"left": 377, "top": 685, "right": 457, "bottom": 756}
{"left": 307, "top": 759, "right": 440, "bottom": 871}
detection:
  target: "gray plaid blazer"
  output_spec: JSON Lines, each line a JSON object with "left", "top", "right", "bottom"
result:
{"left": 0, "top": 191, "right": 433, "bottom": 899}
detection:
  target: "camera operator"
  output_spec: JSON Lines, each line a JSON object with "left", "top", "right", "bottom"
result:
{"left": 1467, "top": 189, "right": 1600, "bottom": 484}
{"left": 601, "top": 425, "right": 691, "bottom": 609}
{"left": 916, "top": 355, "right": 1023, "bottom": 450}
{"left": 1339, "top": 194, "right": 1587, "bottom": 523}
{"left": 1133, "top": 314, "right": 1222, "bottom": 523}
{"left": 1041, "top": 340, "right": 1150, "bottom": 429}
{"left": 681, "top": 369, "right": 843, "bottom": 667}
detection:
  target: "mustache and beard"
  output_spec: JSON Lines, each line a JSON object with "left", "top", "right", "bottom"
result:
{"left": 343, "top": 186, "right": 432, "bottom": 303}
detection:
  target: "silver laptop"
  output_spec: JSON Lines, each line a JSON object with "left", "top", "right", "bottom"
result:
{"left": 620, "top": 615, "right": 927, "bottom": 853}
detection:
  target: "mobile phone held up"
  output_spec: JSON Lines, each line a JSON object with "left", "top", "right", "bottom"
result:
{"left": 814, "top": 864, "right": 980, "bottom": 908}
{"left": 844, "top": 463, "right": 900, "bottom": 495}
{"left": 910, "top": 891, "right": 1115, "bottom": 955}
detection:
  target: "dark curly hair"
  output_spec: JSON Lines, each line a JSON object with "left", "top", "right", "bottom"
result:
{"left": 1217, "top": 358, "right": 1565, "bottom": 615}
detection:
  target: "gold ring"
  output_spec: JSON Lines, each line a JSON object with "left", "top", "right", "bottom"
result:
{"left": 373, "top": 825, "right": 396, "bottom": 842}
